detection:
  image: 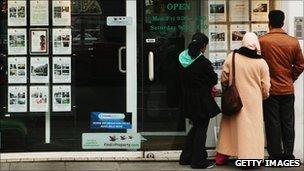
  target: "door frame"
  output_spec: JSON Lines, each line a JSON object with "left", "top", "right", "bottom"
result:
{"left": 126, "top": 0, "right": 137, "bottom": 133}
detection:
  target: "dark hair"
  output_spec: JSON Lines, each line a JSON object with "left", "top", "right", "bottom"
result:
{"left": 269, "top": 10, "right": 285, "bottom": 28}
{"left": 188, "top": 33, "right": 209, "bottom": 58}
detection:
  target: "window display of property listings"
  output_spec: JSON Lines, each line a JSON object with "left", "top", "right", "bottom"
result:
{"left": 8, "top": 0, "right": 26, "bottom": 26}
{"left": 52, "top": 85, "right": 71, "bottom": 112}
{"left": 52, "top": 28, "right": 72, "bottom": 55}
{"left": 30, "top": 86, "right": 49, "bottom": 112}
{"left": 30, "top": 57, "right": 49, "bottom": 83}
{"left": 7, "top": 28, "right": 27, "bottom": 55}
{"left": 30, "top": 29, "right": 49, "bottom": 54}
{"left": 53, "top": 57, "right": 71, "bottom": 83}
{"left": 30, "top": 0, "right": 49, "bottom": 26}
{"left": 8, "top": 86, "right": 27, "bottom": 113}
{"left": 208, "top": 0, "right": 270, "bottom": 97}
{"left": 6, "top": 0, "right": 72, "bottom": 114}
{"left": 8, "top": 57, "right": 27, "bottom": 84}
{"left": 52, "top": 0, "right": 71, "bottom": 26}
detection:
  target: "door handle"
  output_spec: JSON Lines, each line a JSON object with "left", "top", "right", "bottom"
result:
{"left": 118, "top": 46, "right": 126, "bottom": 73}
{"left": 148, "top": 51, "right": 154, "bottom": 81}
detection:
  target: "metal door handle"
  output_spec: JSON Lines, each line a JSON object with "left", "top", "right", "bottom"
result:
{"left": 148, "top": 51, "right": 154, "bottom": 81}
{"left": 118, "top": 46, "right": 126, "bottom": 73}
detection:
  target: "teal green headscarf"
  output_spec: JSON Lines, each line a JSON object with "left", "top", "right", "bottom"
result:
{"left": 179, "top": 49, "right": 202, "bottom": 68}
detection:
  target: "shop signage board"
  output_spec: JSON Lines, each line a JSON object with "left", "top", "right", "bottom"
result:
{"left": 82, "top": 133, "right": 141, "bottom": 149}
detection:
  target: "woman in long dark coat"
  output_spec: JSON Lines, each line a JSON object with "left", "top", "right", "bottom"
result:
{"left": 178, "top": 33, "right": 221, "bottom": 169}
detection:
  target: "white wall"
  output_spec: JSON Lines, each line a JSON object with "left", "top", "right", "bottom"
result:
{"left": 278, "top": 0, "right": 304, "bottom": 162}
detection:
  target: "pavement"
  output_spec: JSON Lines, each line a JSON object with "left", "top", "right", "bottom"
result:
{"left": 0, "top": 161, "right": 303, "bottom": 171}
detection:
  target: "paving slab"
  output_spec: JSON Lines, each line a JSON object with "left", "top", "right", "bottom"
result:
{"left": 118, "top": 162, "right": 184, "bottom": 171}
{"left": 9, "top": 162, "right": 66, "bottom": 171}
{"left": 65, "top": 162, "right": 120, "bottom": 171}
{"left": 0, "top": 163, "right": 10, "bottom": 171}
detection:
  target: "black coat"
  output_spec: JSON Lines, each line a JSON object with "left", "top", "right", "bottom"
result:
{"left": 179, "top": 56, "right": 221, "bottom": 120}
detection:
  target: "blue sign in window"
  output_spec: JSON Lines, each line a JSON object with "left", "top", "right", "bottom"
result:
{"left": 90, "top": 112, "right": 132, "bottom": 129}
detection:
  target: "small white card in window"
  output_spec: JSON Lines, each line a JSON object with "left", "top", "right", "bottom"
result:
{"left": 107, "top": 16, "right": 133, "bottom": 26}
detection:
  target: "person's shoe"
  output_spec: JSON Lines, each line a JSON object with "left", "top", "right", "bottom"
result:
{"left": 191, "top": 161, "right": 215, "bottom": 169}
{"left": 205, "top": 162, "right": 215, "bottom": 169}
{"left": 267, "top": 156, "right": 283, "bottom": 168}
{"left": 283, "top": 154, "right": 295, "bottom": 160}
{"left": 215, "top": 152, "right": 229, "bottom": 165}
{"left": 179, "top": 160, "right": 190, "bottom": 165}
{"left": 268, "top": 155, "right": 282, "bottom": 160}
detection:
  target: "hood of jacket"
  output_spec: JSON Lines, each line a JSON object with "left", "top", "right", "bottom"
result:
{"left": 179, "top": 50, "right": 202, "bottom": 68}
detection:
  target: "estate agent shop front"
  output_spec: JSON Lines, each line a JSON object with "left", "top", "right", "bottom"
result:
{"left": 0, "top": 0, "right": 303, "bottom": 161}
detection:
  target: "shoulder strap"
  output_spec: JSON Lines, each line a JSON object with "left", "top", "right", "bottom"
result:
{"left": 232, "top": 52, "right": 236, "bottom": 85}
{"left": 194, "top": 53, "right": 203, "bottom": 61}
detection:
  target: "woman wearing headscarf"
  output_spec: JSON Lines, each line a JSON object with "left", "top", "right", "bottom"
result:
{"left": 216, "top": 32, "right": 271, "bottom": 163}
{"left": 179, "top": 33, "right": 221, "bottom": 169}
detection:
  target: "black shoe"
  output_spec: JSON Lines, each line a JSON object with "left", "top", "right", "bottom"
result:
{"left": 267, "top": 156, "right": 283, "bottom": 168}
{"left": 179, "top": 160, "right": 190, "bottom": 165}
{"left": 283, "top": 154, "right": 295, "bottom": 160}
{"left": 268, "top": 155, "right": 283, "bottom": 160}
{"left": 191, "top": 161, "right": 215, "bottom": 169}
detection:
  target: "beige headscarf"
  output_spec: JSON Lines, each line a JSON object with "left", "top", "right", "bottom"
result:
{"left": 242, "top": 32, "right": 261, "bottom": 54}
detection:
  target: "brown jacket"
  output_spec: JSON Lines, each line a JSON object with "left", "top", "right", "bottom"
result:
{"left": 259, "top": 28, "right": 304, "bottom": 95}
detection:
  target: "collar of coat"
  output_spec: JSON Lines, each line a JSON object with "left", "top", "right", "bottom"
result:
{"left": 234, "top": 47, "right": 263, "bottom": 59}
{"left": 268, "top": 28, "right": 287, "bottom": 35}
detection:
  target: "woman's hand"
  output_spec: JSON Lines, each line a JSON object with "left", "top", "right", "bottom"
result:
{"left": 211, "top": 86, "right": 217, "bottom": 98}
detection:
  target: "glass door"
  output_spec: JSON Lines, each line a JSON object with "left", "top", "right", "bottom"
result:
{"left": 138, "top": 0, "right": 218, "bottom": 151}
{"left": 71, "top": 0, "right": 126, "bottom": 149}
{"left": 72, "top": 0, "right": 138, "bottom": 149}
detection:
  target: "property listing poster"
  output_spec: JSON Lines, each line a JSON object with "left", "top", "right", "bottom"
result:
{"left": 209, "top": 25, "right": 228, "bottom": 51}
{"left": 299, "top": 40, "right": 304, "bottom": 52}
{"left": 30, "top": 0, "right": 49, "bottom": 26}
{"left": 208, "top": 0, "right": 226, "bottom": 22}
{"left": 53, "top": 57, "right": 71, "bottom": 83}
{"left": 8, "top": 28, "right": 27, "bottom": 55}
{"left": 252, "top": 24, "right": 269, "bottom": 37}
{"left": 30, "top": 29, "right": 48, "bottom": 54}
{"left": 30, "top": 86, "right": 49, "bottom": 112}
{"left": 53, "top": 85, "right": 71, "bottom": 112}
{"left": 8, "top": 86, "right": 27, "bottom": 113}
{"left": 8, "top": 57, "right": 27, "bottom": 84}
{"left": 209, "top": 52, "right": 227, "bottom": 94}
{"left": 52, "top": 28, "right": 72, "bottom": 55}
{"left": 230, "top": 24, "right": 250, "bottom": 50}
{"left": 229, "top": 0, "right": 249, "bottom": 22}
{"left": 30, "top": 57, "right": 49, "bottom": 83}
{"left": 8, "top": 0, "right": 26, "bottom": 26}
{"left": 251, "top": 0, "right": 269, "bottom": 21}
{"left": 53, "top": 0, "right": 71, "bottom": 26}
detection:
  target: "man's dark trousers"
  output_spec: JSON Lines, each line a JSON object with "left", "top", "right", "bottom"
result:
{"left": 263, "top": 94, "right": 295, "bottom": 159}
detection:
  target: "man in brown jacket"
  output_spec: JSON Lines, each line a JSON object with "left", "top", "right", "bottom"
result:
{"left": 259, "top": 10, "right": 304, "bottom": 160}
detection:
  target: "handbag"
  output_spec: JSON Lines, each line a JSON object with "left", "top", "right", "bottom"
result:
{"left": 221, "top": 52, "right": 243, "bottom": 116}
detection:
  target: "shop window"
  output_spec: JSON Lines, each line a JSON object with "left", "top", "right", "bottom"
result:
{"left": 72, "top": 0, "right": 102, "bottom": 14}
{"left": 71, "top": 0, "right": 103, "bottom": 46}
